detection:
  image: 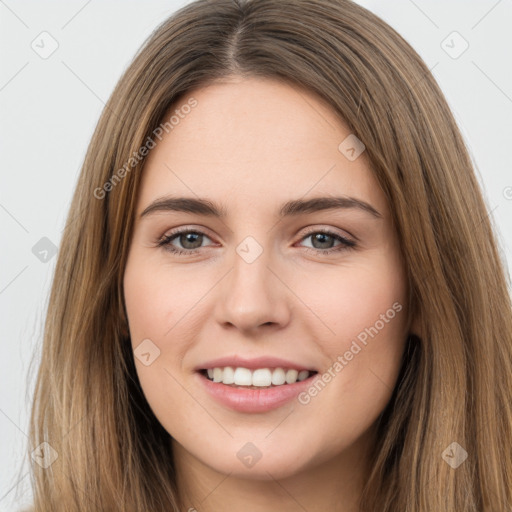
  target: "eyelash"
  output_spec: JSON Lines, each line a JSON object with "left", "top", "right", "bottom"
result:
{"left": 155, "top": 227, "right": 356, "bottom": 257}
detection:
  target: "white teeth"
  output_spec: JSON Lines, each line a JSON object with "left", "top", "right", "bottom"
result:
{"left": 297, "top": 370, "right": 309, "bottom": 381}
{"left": 222, "top": 366, "right": 235, "bottom": 384}
{"left": 252, "top": 368, "right": 272, "bottom": 387}
{"left": 213, "top": 367, "right": 223, "bottom": 383}
{"left": 271, "top": 368, "right": 286, "bottom": 385}
{"left": 285, "top": 369, "right": 298, "bottom": 384}
{"left": 233, "top": 367, "right": 252, "bottom": 386}
{"left": 203, "top": 366, "right": 314, "bottom": 386}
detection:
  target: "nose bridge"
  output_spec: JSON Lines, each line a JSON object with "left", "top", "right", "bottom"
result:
{"left": 215, "top": 234, "right": 290, "bottom": 331}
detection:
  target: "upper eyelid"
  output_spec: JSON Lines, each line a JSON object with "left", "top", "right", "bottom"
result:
{"left": 163, "top": 226, "right": 216, "bottom": 242}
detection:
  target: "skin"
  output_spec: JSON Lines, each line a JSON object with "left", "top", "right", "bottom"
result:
{"left": 123, "top": 76, "right": 411, "bottom": 512}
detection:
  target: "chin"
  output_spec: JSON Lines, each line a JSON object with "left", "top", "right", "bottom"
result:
{"left": 194, "top": 439, "right": 314, "bottom": 480}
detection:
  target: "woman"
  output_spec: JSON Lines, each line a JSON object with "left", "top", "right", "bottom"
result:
{"left": 23, "top": 0, "right": 512, "bottom": 510}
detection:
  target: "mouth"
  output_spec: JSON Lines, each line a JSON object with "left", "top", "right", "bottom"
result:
{"left": 193, "top": 356, "right": 321, "bottom": 413}
{"left": 198, "top": 366, "right": 319, "bottom": 389}
{"left": 196, "top": 365, "right": 319, "bottom": 413}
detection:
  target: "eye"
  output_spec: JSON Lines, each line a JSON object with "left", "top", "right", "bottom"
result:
{"left": 156, "top": 228, "right": 215, "bottom": 256}
{"left": 297, "top": 228, "right": 356, "bottom": 256}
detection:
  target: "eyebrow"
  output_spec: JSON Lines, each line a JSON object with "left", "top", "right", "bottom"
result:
{"left": 139, "top": 195, "right": 382, "bottom": 219}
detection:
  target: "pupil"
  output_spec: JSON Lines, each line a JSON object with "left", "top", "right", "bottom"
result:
{"left": 182, "top": 232, "right": 202, "bottom": 249}
{"left": 313, "top": 233, "right": 332, "bottom": 249}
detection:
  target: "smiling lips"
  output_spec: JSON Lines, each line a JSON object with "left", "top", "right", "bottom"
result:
{"left": 195, "top": 356, "right": 319, "bottom": 412}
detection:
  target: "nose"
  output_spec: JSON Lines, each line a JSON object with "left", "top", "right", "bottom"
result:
{"left": 214, "top": 246, "right": 292, "bottom": 334}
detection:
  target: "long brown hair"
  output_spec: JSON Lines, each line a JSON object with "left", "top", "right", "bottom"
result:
{"left": 22, "top": 0, "right": 512, "bottom": 510}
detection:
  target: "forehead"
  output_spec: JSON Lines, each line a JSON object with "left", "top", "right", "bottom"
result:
{"left": 136, "top": 77, "right": 387, "bottom": 218}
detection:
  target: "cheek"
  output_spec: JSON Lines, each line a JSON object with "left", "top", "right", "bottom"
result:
{"left": 123, "top": 255, "right": 197, "bottom": 429}
{"left": 123, "top": 254, "right": 198, "bottom": 342}
{"left": 296, "top": 254, "right": 407, "bottom": 352}
{"left": 293, "top": 252, "right": 408, "bottom": 414}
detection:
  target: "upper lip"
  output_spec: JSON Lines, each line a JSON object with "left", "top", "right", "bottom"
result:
{"left": 194, "top": 355, "right": 317, "bottom": 372}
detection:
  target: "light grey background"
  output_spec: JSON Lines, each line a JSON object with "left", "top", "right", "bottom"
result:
{"left": 1, "top": 0, "right": 511, "bottom": 509}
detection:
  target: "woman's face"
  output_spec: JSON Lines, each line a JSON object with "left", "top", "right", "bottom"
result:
{"left": 123, "top": 76, "right": 410, "bottom": 480}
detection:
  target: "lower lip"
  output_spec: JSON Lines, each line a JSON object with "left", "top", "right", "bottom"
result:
{"left": 196, "top": 371, "right": 318, "bottom": 413}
